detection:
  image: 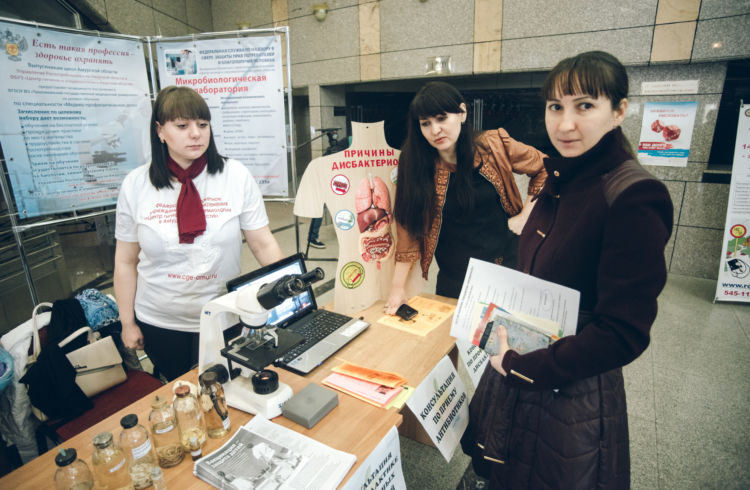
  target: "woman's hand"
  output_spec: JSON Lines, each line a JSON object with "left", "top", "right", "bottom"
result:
{"left": 384, "top": 288, "right": 409, "bottom": 315}
{"left": 508, "top": 213, "right": 528, "bottom": 235}
{"left": 489, "top": 325, "right": 510, "bottom": 376}
{"left": 121, "top": 322, "right": 144, "bottom": 350}
{"left": 508, "top": 195, "right": 537, "bottom": 235}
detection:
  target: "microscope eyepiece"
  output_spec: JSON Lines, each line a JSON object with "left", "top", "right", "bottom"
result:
{"left": 256, "top": 267, "right": 325, "bottom": 310}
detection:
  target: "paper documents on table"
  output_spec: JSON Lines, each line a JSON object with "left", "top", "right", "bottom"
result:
{"left": 194, "top": 415, "right": 355, "bottom": 490}
{"left": 323, "top": 362, "right": 409, "bottom": 408}
{"left": 451, "top": 259, "right": 580, "bottom": 353}
{"left": 378, "top": 295, "right": 456, "bottom": 336}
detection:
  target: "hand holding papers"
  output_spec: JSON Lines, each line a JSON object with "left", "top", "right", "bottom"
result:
{"left": 451, "top": 259, "right": 580, "bottom": 355}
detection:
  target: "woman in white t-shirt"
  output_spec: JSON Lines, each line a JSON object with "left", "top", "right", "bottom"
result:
{"left": 114, "top": 86, "right": 283, "bottom": 380}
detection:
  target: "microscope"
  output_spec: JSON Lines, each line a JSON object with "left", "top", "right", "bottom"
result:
{"left": 198, "top": 268, "right": 324, "bottom": 418}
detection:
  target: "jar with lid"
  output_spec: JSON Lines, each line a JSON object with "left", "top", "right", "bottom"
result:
{"left": 173, "top": 384, "right": 207, "bottom": 451}
{"left": 199, "top": 371, "right": 230, "bottom": 438}
{"left": 54, "top": 447, "right": 94, "bottom": 490}
{"left": 91, "top": 431, "right": 134, "bottom": 490}
{"left": 119, "top": 414, "right": 155, "bottom": 490}
{"left": 148, "top": 395, "right": 184, "bottom": 468}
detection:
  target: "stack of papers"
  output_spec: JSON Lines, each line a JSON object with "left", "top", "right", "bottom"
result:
{"left": 322, "top": 362, "right": 408, "bottom": 408}
{"left": 471, "top": 302, "right": 559, "bottom": 355}
{"left": 194, "top": 415, "right": 355, "bottom": 490}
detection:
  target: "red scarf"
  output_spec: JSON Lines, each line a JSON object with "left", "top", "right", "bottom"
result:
{"left": 167, "top": 154, "right": 207, "bottom": 244}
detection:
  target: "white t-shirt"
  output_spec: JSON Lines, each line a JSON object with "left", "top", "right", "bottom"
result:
{"left": 115, "top": 159, "right": 268, "bottom": 332}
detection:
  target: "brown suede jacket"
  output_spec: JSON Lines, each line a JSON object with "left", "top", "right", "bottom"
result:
{"left": 394, "top": 128, "right": 547, "bottom": 279}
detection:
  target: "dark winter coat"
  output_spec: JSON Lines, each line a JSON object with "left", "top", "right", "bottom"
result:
{"left": 461, "top": 128, "right": 673, "bottom": 489}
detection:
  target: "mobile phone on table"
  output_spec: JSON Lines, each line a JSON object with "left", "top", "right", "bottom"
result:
{"left": 395, "top": 303, "right": 418, "bottom": 321}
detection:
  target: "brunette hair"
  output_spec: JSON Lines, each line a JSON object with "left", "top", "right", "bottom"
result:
{"left": 148, "top": 86, "right": 225, "bottom": 188}
{"left": 394, "top": 81, "right": 475, "bottom": 240}
{"left": 542, "top": 51, "right": 634, "bottom": 155}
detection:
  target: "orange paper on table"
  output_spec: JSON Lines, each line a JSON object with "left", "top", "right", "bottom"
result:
{"left": 332, "top": 361, "right": 407, "bottom": 388}
{"left": 322, "top": 372, "right": 402, "bottom": 408}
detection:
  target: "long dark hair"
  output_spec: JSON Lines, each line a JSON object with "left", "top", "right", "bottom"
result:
{"left": 542, "top": 50, "right": 634, "bottom": 156}
{"left": 394, "top": 81, "right": 475, "bottom": 240}
{"left": 148, "top": 86, "right": 225, "bottom": 189}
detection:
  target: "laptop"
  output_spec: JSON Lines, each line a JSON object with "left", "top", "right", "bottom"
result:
{"left": 225, "top": 253, "right": 370, "bottom": 374}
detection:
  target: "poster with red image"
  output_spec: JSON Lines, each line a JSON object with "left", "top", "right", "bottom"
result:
{"left": 638, "top": 101, "right": 697, "bottom": 167}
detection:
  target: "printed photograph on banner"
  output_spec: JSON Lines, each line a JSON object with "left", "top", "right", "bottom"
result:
{"left": 0, "top": 20, "right": 151, "bottom": 218}
{"left": 638, "top": 101, "right": 697, "bottom": 167}
{"left": 155, "top": 35, "right": 288, "bottom": 196}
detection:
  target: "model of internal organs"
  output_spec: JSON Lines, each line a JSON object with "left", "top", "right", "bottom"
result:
{"left": 355, "top": 174, "right": 394, "bottom": 265}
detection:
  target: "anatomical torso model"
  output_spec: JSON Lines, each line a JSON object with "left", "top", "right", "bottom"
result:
{"left": 294, "top": 121, "right": 423, "bottom": 313}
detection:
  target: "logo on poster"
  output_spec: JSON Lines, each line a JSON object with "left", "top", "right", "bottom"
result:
{"left": 330, "top": 174, "right": 350, "bottom": 195}
{"left": 339, "top": 261, "right": 365, "bottom": 289}
{"left": 334, "top": 209, "right": 355, "bottom": 230}
{"left": 4, "top": 30, "right": 27, "bottom": 61}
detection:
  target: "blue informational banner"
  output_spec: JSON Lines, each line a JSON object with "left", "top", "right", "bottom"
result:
{"left": 715, "top": 103, "right": 750, "bottom": 302}
{"left": 0, "top": 20, "right": 151, "bottom": 218}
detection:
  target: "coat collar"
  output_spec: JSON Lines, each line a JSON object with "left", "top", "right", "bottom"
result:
{"left": 541, "top": 128, "right": 632, "bottom": 195}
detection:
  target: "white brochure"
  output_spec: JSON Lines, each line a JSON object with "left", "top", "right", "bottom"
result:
{"left": 455, "top": 339, "right": 490, "bottom": 389}
{"left": 341, "top": 425, "right": 406, "bottom": 490}
{"left": 405, "top": 356, "right": 469, "bottom": 462}
{"left": 451, "top": 258, "right": 581, "bottom": 344}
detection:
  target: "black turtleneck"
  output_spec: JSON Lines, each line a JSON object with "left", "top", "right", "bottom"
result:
{"left": 504, "top": 127, "right": 674, "bottom": 390}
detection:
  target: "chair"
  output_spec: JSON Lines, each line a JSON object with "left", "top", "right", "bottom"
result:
{"left": 27, "top": 303, "right": 164, "bottom": 453}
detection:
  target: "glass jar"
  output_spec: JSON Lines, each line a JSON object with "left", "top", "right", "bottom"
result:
{"left": 119, "top": 414, "right": 155, "bottom": 490}
{"left": 148, "top": 395, "right": 184, "bottom": 468}
{"left": 188, "top": 436, "right": 202, "bottom": 461}
{"left": 173, "top": 384, "right": 207, "bottom": 451}
{"left": 54, "top": 447, "right": 94, "bottom": 490}
{"left": 150, "top": 466, "right": 167, "bottom": 490}
{"left": 199, "top": 371, "right": 230, "bottom": 438}
{"left": 91, "top": 432, "right": 134, "bottom": 490}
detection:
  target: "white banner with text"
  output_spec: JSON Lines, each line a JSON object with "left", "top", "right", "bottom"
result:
{"left": 156, "top": 35, "right": 288, "bottom": 196}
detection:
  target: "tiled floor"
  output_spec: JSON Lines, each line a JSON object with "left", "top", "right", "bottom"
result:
{"left": 263, "top": 202, "right": 750, "bottom": 490}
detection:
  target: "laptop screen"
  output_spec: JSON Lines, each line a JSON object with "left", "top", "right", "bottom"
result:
{"left": 226, "top": 254, "right": 316, "bottom": 328}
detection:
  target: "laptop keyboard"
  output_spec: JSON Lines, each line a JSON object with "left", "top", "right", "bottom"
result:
{"left": 279, "top": 310, "right": 353, "bottom": 363}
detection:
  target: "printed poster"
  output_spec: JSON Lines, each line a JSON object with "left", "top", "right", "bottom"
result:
{"left": 156, "top": 35, "right": 288, "bottom": 196}
{"left": 638, "top": 101, "right": 698, "bottom": 167}
{"left": 405, "top": 356, "right": 469, "bottom": 462}
{"left": 715, "top": 103, "right": 750, "bottom": 302}
{"left": 341, "top": 426, "right": 407, "bottom": 490}
{"left": 0, "top": 20, "right": 151, "bottom": 218}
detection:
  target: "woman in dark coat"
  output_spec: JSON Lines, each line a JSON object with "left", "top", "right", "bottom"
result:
{"left": 461, "top": 51, "right": 673, "bottom": 488}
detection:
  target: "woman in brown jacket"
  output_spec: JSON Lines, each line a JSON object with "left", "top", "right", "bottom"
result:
{"left": 384, "top": 81, "right": 547, "bottom": 312}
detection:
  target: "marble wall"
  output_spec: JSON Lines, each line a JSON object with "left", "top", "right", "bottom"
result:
{"left": 84, "top": 0, "right": 750, "bottom": 279}
{"left": 78, "top": 0, "right": 213, "bottom": 36}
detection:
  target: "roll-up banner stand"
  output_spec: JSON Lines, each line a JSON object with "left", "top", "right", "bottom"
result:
{"left": 0, "top": 16, "right": 295, "bottom": 304}
{"left": 715, "top": 102, "right": 750, "bottom": 303}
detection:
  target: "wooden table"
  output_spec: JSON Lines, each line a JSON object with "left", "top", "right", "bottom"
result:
{"left": 316, "top": 294, "right": 458, "bottom": 445}
{"left": 0, "top": 370, "right": 401, "bottom": 489}
{"left": 0, "top": 294, "right": 457, "bottom": 488}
